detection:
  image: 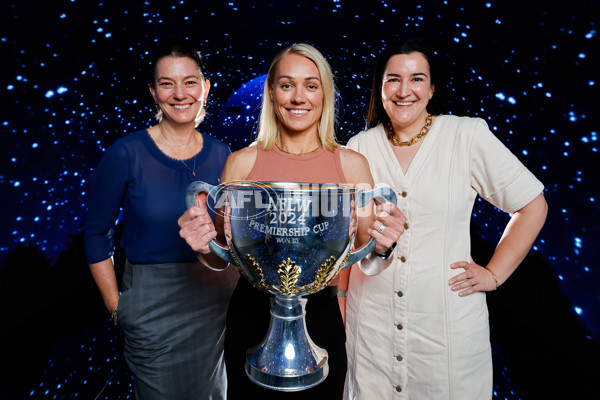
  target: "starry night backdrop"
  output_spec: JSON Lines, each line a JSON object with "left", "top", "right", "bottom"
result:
{"left": 1, "top": 0, "right": 598, "bottom": 399}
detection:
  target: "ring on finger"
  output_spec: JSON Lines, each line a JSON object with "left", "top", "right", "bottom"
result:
{"left": 378, "top": 224, "right": 386, "bottom": 233}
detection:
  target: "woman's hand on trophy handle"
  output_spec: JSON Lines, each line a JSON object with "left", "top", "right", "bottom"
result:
{"left": 368, "top": 202, "right": 406, "bottom": 254}
{"left": 178, "top": 192, "right": 218, "bottom": 255}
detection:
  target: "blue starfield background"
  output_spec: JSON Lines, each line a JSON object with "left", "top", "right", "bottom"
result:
{"left": 1, "top": 0, "right": 598, "bottom": 399}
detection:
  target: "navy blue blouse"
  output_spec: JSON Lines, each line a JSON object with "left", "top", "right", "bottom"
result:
{"left": 84, "top": 130, "right": 230, "bottom": 264}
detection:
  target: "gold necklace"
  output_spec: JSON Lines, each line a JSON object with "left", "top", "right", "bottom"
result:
{"left": 158, "top": 124, "right": 190, "bottom": 147}
{"left": 179, "top": 141, "right": 197, "bottom": 176}
{"left": 387, "top": 113, "right": 433, "bottom": 146}
{"left": 276, "top": 143, "right": 322, "bottom": 156}
{"left": 158, "top": 124, "right": 198, "bottom": 176}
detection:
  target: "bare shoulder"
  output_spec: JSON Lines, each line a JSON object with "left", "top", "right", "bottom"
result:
{"left": 221, "top": 146, "right": 258, "bottom": 182}
{"left": 339, "top": 147, "right": 374, "bottom": 187}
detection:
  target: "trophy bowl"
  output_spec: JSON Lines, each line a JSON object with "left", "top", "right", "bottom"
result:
{"left": 186, "top": 181, "right": 396, "bottom": 391}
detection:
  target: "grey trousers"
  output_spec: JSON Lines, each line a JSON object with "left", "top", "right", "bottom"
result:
{"left": 118, "top": 261, "right": 237, "bottom": 400}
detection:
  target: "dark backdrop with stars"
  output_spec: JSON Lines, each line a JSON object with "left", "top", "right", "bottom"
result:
{"left": 1, "top": 0, "right": 599, "bottom": 399}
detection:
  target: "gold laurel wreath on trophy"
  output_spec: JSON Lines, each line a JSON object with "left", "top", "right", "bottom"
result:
{"left": 277, "top": 258, "right": 301, "bottom": 295}
{"left": 238, "top": 254, "right": 345, "bottom": 296}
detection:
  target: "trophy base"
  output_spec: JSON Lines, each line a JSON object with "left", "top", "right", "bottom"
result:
{"left": 243, "top": 296, "right": 329, "bottom": 391}
{"left": 245, "top": 359, "right": 328, "bottom": 392}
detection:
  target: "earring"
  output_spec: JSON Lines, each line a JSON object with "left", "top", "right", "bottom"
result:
{"left": 154, "top": 104, "right": 163, "bottom": 122}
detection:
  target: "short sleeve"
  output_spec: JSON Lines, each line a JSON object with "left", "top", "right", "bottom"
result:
{"left": 469, "top": 119, "right": 544, "bottom": 213}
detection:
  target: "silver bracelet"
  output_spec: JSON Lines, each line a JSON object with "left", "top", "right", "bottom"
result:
{"left": 337, "top": 289, "right": 347, "bottom": 298}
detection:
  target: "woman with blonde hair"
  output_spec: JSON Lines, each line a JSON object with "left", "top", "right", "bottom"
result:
{"left": 178, "top": 43, "right": 406, "bottom": 398}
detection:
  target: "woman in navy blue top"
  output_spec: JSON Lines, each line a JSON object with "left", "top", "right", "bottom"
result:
{"left": 84, "top": 39, "right": 237, "bottom": 400}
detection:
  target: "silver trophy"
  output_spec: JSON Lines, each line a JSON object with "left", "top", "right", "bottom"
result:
{"left": 186, "top": 181, "right": 396, "bottom": 391}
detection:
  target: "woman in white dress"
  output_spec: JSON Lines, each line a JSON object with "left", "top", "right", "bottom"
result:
{"left": 344, "top": 40, "right": 548, "bottom": 399}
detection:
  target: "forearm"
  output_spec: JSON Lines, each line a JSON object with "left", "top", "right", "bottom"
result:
{"left": 336, "top": 266, "right": 350, "bottom": 290}
{"left": 487, "top": 194, "right": 548, "bottom": 285}
{"left": 336, "top": 265, "right": 350, "bottom": 327}
{"left": 89, "top": 258, "right": 120, "bottom": 312}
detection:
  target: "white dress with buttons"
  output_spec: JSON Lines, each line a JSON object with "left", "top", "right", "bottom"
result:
{"left": 344, "top": 115, "right": 544, "bottom": 400}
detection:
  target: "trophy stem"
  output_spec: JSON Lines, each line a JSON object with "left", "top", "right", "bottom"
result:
{"left": 245, "top": 295, "right": 329, "bottom": 391}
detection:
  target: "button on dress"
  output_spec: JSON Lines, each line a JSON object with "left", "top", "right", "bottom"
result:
{"left": 344, "top": 115, "right": 544, "bottom": 399}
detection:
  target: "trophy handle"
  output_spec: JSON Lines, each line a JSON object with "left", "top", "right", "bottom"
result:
{"left": 185, "top": 181, "right": 235, "bottom": 264}
{"left": 342, "top": 186, "right": 398, "bottom": 268}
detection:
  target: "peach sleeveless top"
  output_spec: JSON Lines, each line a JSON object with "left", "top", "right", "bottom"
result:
{"left": 246, "top": 145, "right": 347, "bottom": 184}
{"left": 246, "top": 145, "right": 347, "bottom": 287}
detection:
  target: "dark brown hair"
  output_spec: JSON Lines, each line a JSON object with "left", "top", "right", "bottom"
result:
{"left": 148, "top": 38, "right": 207, "bottom": 87}
{"left": 366, "top": 39, "right": 441, "bottom": 129}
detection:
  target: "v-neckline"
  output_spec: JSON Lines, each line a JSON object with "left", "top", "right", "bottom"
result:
{"left": 379, "top": 116, "right": 439, "bottom": 181}
{"left": 390, "top": 142, "right": 423, "bottom": 175}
